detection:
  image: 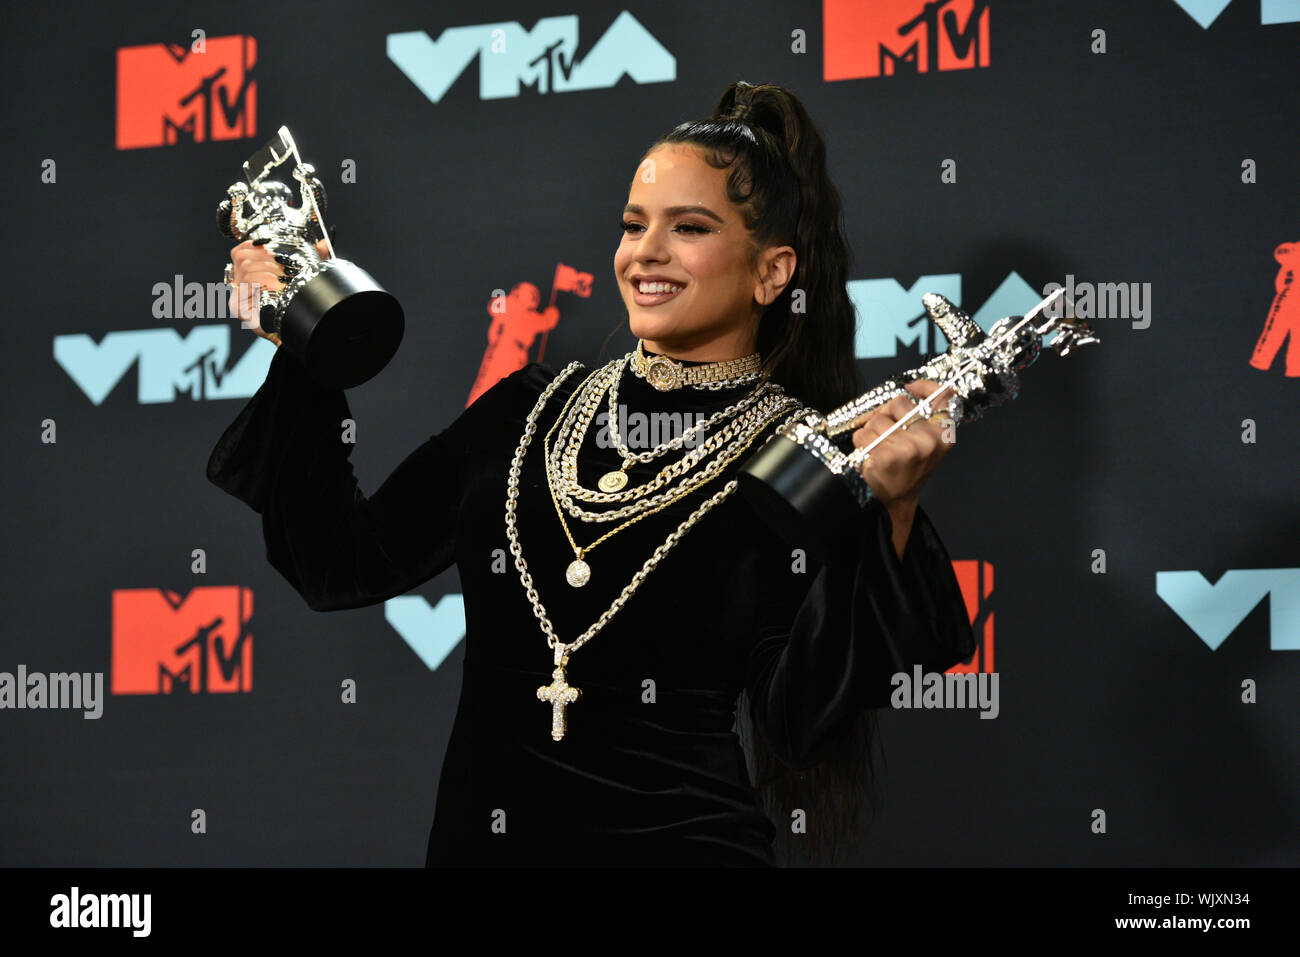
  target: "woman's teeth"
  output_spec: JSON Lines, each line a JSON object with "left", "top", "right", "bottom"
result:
{"left": 637, "top": 281, "right": 684, "bottom": 294}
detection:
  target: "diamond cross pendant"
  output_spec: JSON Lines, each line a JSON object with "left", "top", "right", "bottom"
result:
{"left": 536, "top": 645, "right": 581, "bottom": 741}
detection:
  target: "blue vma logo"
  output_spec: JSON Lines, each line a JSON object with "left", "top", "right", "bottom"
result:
{"left": 55, "top": 327, "right": 274, "bottom": 404}
{"left": 388, "top": 11, "right": 675, "bottom": 102}
{"left": 1157, "top": 569, "right": 1300, "bottom": 651}
{"left": 385, "top": 594, "right": 466, "bottom": 670}
{"left": 1169, "top": 0, "right": 1299, "bottom": 28}
{"left": 850, "top": 270, "right": 1048, "bottom": 360}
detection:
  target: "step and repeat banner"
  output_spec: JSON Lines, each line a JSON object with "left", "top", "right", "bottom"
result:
{"left": 1, "top": 0, "right": 1296, "bottom": 867}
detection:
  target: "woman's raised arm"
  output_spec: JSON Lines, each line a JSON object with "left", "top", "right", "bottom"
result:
{"left": 206, "top": 345, "right": 527, "bottom": 611}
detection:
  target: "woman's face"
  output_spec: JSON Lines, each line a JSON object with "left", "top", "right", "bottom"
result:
{"left": 615, "top": 144, "right": 795, "bottom": 361}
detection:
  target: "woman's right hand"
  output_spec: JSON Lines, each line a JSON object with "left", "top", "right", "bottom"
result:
{"left": 227, "top": 238, "right": 331, "bottom": 347}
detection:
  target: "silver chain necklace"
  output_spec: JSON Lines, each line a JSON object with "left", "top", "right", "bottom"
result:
{"left": 546, "top": 360, "right": 800, "bottom": 520}
{"left": 598, "top": 353, "right": 783, "bottom": 491}
{"left": 505, "top": 359, "right": 804, "bottom": 741}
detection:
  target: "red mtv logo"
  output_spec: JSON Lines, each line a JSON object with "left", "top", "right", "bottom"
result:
{"left": 825, "top": 0, "right": 991, "bottom": 81}
{"left": 947, "top": 559, "right": 993, "bottom": 674}
{"left": 112, "top": 586, "right": 253, "bottom": 694}
{"left": 116, "top": 35, "right": 257, "bottom": 150}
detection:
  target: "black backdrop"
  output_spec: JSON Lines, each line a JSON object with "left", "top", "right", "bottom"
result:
{"left": 1, "top": 0, "right": 1296, "bottom": 866}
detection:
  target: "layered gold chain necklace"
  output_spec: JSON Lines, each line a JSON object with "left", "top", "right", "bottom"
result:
{"left": 502, "top": 345, "right": 807, "bottom": 740}
{"left": 547, "top": 355, "right": 796, "bottom": 525}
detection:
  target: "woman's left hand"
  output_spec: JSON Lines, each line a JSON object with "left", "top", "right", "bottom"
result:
{"left": 851, "top": 380, "right": 957, "bottom": 554}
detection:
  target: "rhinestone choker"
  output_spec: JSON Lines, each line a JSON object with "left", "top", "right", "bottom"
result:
{"left": 631, "top": 339, "right": 764, "bottom": 391}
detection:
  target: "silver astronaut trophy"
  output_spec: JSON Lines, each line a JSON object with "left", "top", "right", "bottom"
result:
{"left": 217, "top": 125, "right": 404, "bottom": 389}
{"left": 737, "top": 287, "right": 1099, "bottom": 560}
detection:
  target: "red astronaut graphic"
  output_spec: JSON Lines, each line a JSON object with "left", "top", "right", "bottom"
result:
{"left": 466, "top": 282, "right": 558, "bottom": 406}
{"left": 1250, "top": 241, "right": 1300, "bottom": 377}
{"left": 466, "top": 264, "right": 592, "bottom": 406}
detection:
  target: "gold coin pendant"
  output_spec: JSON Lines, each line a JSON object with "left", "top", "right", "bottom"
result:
{"left": 597, "top": 470, "right": 628, "bottom": 492}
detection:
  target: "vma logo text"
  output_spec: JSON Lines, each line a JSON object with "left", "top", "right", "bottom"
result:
{"left": 1157, "top": 569, "right": 1300, "bottom": 651}
{"left": 55, "top": 327, "right": 273, "bottom": 405}
{"left": 825, "top": 0, "right": 990, "bottom": 81}
{"left": 116, "top": 35, "right": 257, "bottom": 150}
{"left": 388, "top": 11, "right": 674, "bottom": 102}
{"left": 1170, "top": 0, "right": 1300, "bottom": 28}
{"left": 851, "top": 270, "right": 1043, "bottom": 360}
{"left": 112, "top": 587, "right": 254, "bottom": 694}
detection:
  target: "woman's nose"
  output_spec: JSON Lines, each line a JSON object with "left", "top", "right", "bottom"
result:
{"left": 635, "top": 224, "right": 670, "bottom": 261}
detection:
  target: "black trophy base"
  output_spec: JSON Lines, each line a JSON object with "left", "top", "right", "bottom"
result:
{"left": 737, "top": 432, "right": 868, "bottom": 563}
{"left": 279, "top": 259, "right": 405, "bottom": 389}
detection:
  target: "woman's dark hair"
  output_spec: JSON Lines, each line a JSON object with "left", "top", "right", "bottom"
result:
{"left": 644, "top": 81, "right": 880, "bottom": 866}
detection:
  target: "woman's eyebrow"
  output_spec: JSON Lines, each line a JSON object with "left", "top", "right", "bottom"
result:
{"left": 623, "top": 203, "right": 725, "bottom": 224}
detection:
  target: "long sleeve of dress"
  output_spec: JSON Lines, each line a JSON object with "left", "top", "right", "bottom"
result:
{"left": 205, "top": 346, "right": 521, "bottom": 612}
{"left": 743, "top": 498, "right": 975, "bottom": 770}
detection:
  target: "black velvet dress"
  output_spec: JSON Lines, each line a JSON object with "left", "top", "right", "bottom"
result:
{"left": 206, "top": 343, "right": 975, "bottom": 867}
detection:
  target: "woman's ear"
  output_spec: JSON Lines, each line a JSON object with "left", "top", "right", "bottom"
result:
{"left": 755, "top": 245, "right": 797, "bottom": 305}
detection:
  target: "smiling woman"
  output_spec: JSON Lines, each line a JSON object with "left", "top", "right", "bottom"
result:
{"left": 207, "top": 80, "right": 973, "bottom": 867}
{"left": 616, "top": 151, "right": 794, "bottom": 365}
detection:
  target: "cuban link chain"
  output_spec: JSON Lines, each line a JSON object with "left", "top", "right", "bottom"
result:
{"left": 505, "top": 361, "right": 806, "bottom": 741}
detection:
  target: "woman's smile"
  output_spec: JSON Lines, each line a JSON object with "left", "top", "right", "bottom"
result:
{"left": 630, "top": 276, "right": 688, "bottom": 306}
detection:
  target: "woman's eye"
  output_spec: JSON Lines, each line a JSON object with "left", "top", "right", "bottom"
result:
{"left": 619, "top": 220, "right": 710, "bottom": 234}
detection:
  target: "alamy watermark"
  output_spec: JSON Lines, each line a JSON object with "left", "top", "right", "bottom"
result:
{"left": 0, "top": 666, "right": 104, "bottom": 719}
{"left": 593, "top": 405, "right": 707, "bottom": 450}
{"left": 153, "top": 273, "right": 262, "bottom": 326}
{"left": 49, "top": 887, "right": 150, "bottom": 936}
{"left": 1042, "top": 273, "right": 1151, "bottom": 329}
{"left": 891, "top": 665, "right": 999, "bottom": 719}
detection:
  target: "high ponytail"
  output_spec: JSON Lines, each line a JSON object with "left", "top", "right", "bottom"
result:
{"left": 646, "top": 82, "right": 880, "bottom": 867}
{"left": 646, "top": 81, "right": 860, "bottom": 411}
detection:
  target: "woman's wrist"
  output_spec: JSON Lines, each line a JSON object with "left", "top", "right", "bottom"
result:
{"left": 885, "top": 496, "right": 918, "bottom": 562}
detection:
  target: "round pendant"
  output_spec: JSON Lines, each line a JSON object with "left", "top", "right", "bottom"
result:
{"left": 597, "top": 470, "right": 628, "bottom": 492}
{"left": 645, "top": 355, "right": 681, "bottom": 391}
{"left": 565, "top": 559, "right": 591, "bottom": 588}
